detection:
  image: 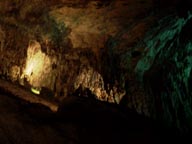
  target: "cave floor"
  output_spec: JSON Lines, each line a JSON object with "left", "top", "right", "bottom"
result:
{"left": 0, "top": 79, "right": 58, "bottom": 112}
{"left": 0, "top": 80, "right": 187, "bottom": 144}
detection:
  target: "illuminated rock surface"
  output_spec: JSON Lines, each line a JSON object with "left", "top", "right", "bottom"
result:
{"left": 1, "top": 0, "right": 192, "bottom": 140}
{"left": 136, "top": 13, "right": 192, "bottom": 131}
{"left": 0, "top": 0, "right": 155, "bottom": 106}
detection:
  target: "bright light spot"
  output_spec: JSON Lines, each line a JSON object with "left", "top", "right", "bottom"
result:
{"left": 31, "top": 87, "right": 41, "bottom": 95}
{"left": 24, "top": 50, "right": 45, "bottom": 76}
{"left": 25, "top": 62, "right": 34, "bottom": 76}
{"left": 23, "top": 40, "right": 52, "bottom": 88}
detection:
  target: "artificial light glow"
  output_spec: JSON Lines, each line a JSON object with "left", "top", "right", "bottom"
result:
{"left": 24, "top": 41, "right": 45, "bottom": 77}
{"left": 23, "top": 40, "right": 52, "bottom": 88}
{"left": 25, "top": 61, "right": 34, "bottom": 76}
{"left": 24, "top": 50, "right": 45, "bottom": 76}
{"left": 31, "top": 87, "right": 41, "bottom": 95}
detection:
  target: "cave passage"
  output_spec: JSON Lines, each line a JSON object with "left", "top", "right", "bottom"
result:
{"left": 1, "top": 0, "right": 192, "bottom": 143}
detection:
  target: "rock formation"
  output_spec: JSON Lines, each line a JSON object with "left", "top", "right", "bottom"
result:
{"left": 1, "top": 0, "right": 192, "bottom": 133}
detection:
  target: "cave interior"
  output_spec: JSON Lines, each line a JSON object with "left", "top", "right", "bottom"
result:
{"left": 0, "top": 0, "right": 192, "bottom": 143}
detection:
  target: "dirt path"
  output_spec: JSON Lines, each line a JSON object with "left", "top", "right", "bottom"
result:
{"left": 0, "top": 79, "right": 58, "bottom": 112}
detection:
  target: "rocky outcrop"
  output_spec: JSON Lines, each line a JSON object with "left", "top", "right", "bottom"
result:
{"left": 136, "top": 13, "right": 192, "bottom": 131}
{"left": 2, "top": 0, "right": 192, "bottom": 132}
{"left": 0, "top": 0, "right": 154, "bottom": 106}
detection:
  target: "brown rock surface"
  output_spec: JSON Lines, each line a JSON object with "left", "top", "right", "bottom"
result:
{"left": 0, "top": 0, "right": 184, "bottom": 115}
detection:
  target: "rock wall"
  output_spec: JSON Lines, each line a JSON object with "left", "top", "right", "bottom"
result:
{"left": 0, "top": 0, "right": 155, "bottom": 106}
{"left": 136, "top": 12, "right": 192, "bottom": 131}
{"left": 2, "top": 0, "right": 192, "bottom": 134}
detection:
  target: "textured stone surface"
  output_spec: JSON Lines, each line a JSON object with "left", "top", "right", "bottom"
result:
{"left": 0, "top": 0, "right": 154, "bottom": 107}
{"left": 136, "top": 13, "right": 192, "bottom": 131}
{"left": 1, "top": 0, "right": 192, "bottom": 132}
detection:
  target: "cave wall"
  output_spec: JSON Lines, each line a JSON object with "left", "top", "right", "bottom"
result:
{"left": 1, "top": 0, "right": 192, "bottom": 131}
{"left": 136, "top": 12, "right": 192, "bottom": 131}
{"left": 0, "top": 0, "right": 154, "bottom": 105}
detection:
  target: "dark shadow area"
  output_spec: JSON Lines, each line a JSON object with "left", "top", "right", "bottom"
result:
{"left": 0, "top": 87, "right": 188, "bottom": 144}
